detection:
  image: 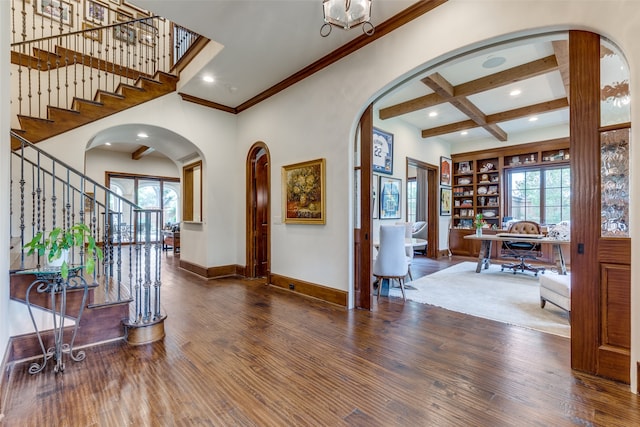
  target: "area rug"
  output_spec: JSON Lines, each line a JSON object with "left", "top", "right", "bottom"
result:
{"left": 389, "top": 261, "right": 570, "bottom": 338}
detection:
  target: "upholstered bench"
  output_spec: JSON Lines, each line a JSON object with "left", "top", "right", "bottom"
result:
{"left": 539, "top": 273, "right": 571, "bottom": 320}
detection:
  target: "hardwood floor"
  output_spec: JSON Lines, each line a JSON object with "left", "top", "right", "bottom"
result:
{"left": 2, "top": 254, "right": 638, "bottom": 426}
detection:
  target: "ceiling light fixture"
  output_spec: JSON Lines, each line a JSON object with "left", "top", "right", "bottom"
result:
{"left": 202, "top": 75, "right": 214, "bottom": 83}
{"left": 510, "top": 89, "right": 522, "bottom": 97}
{"left": 429, "top": 111, "right": 438, "bottom": 118}
{"left": 320, "top": 0, "right": 374, "bottom": 37}
{"left": 528, "top": 117, "right": 538, "bottom": 122}
{"left": 137, "top": 132, "right": 149, "bottom": 138}
{"left": 105, "top": 142, "right": 111, "bottom": 146}
{"left": 460, "top": 131, "right": 468, "bottom": 136}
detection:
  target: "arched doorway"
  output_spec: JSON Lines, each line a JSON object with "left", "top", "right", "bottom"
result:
{"left": 246, "top": 142, "right": 271, "bottom": 278}
{"left": 354, "top": 30, "right": 631, "bottom": 384}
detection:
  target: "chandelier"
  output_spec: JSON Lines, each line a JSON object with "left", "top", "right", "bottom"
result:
{"left": 320, "top": 0, "right": 374, "bottom": 37}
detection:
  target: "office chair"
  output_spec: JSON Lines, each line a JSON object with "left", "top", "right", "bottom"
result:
{"left": 500, "top": 221, "right": 546, "bottom": 276}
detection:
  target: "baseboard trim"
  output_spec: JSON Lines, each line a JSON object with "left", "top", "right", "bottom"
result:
{"left": 269, "top": 274, "right": 347, "bottom": 307}
{"left": 437, "top": 249, "right": 451, "bottom": 258}
{"left": 179, "top": 259, "right": 245, "bottom": 279}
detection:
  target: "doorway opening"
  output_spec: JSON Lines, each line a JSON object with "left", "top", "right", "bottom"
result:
{"left": 246, "top": 142, "right": 271, "bottom": 278}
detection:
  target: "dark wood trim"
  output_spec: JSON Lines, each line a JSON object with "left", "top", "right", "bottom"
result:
{"left": 178, "top": 93, "right": 238, "bottom": 114}
{"left": 269, "top": 273, "right": 348, "bottom": 307}
{"left": 452, "top": 137, "right": 569, "bottom": 160}
{"left": 178, "top": 259, "right": 245, "bottom": 279}
{"left": 599, "top": 122, "right": 631, "bottom": 133}
{"left": 177, "top": 1, "right": 448, "bottom": 115}
{"left": 234, "top": 0, "right": 448, "bottom": 113}
{"left": 356, "top": 105, "right": 374, "bottom": 310}
{"left": 131, "top": 145, "right": 154, "bottom": 160}
{"left": 406, "top": 157, "right": 438, "bottom": 259}
{"left": 569, "top": 30, "right": 601, "bottom": 377}
{"left": 383, "top": 55, "right": 559, "bottom": 120}
{"left": 170, "top": 36, "right": 210, "bottom": 75}
{"left": 245, "top": 142, "right": 271, "bottom": 279}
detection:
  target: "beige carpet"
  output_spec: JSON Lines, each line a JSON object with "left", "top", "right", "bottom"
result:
{"left": 389, "top": 261, "right": 570, "bottom": 338}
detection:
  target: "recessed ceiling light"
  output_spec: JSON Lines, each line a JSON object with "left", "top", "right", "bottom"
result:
{"left": 460, "top": 131, "right": 468, "bottom": 136}
{"left": 137, "top": 132, "right": 149, "bottom": 138}
{"left": 202, "top": 75, "right": 214, "bottom": 83}
{"left": 428, "top": 111, "right": 438, "bottom": 118}
{"left": 482, "top": 56, "right": 506, "bottom": 69}
{"left": 510, "top": 89, "right": 522, "bottom": 97}
{"left": 105, "top": 142, "right": 111, "bottom": 146}
{"left": 528, "top": 116, "right": 538, "bottom": 122}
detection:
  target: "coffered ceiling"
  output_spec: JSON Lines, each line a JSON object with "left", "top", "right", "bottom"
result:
{"left": 374, "top": 33, "right": 571, "bottom": 146}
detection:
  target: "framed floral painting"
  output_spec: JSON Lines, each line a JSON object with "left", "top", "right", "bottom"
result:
{"left": 282, "top": 158, "right": 326, "bottom": 224}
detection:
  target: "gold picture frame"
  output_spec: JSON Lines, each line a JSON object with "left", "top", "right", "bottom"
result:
{"left": 36, "top": 0, "right": 73, "bottom": 26}
{"left": 84, "top": 0, "right": 106, "bottom": 23}
{"left": 113, "top": 24, "right": 136, "bottom": 45}
{"left": 282, "top": 158, "right": 326, "bottom": 224}
{"left": 82, "top": 22, "right": 102, "bottom": 42}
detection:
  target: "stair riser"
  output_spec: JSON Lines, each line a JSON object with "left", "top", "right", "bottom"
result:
{"left": 7, "top": 302, "right": 129, "bottom": 363}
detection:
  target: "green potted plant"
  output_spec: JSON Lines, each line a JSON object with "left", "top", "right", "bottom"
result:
{"left": 23, "top": 223, "right": 104, "bottom": 279}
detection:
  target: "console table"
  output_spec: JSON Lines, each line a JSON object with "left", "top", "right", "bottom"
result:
{"left": 17, "top": 266, "right": 89, "bottom": 374}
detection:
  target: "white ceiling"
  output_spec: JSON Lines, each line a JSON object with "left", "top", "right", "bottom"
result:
{"left": 105, "top": 1, "right": 577, "bottom": 154}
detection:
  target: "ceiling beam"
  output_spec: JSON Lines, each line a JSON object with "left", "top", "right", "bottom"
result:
{"left": 552, "top": 40, "right": 570, "bottom": 103}
{"left": 422, "top": 73, "right": 508, "bottom": 141}
{"left": 420, "top": 98, "right": 569, "bottom": 139}
{"left": 380, "top": 55, "right": 559, "bottom": 120}
{"left": 132, "top": 145, "right": 155, "bottom": 160}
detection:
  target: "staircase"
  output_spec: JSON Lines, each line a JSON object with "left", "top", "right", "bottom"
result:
{"left": 9, "top": 16, "right": 184, "bottom": 146}
{"left": 5, "top": 2, "right": 205, "bottom": 366}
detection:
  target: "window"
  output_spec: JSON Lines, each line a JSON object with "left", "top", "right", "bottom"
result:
{"left": 407, "top": 178, "right": 417, "bottom": 223}
{"left": 506, "top": 166, "right": 570, "bottom": 225}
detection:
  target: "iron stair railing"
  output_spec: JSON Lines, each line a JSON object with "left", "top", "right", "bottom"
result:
{"left": 10, "top": 130, "right": 164, "bottom": 326}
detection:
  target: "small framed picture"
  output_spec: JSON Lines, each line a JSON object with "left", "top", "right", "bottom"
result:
{"left": 85, "top": 0, "right": 106, "bottom": 23}
{"left": 440, "top": 156, "right": 452, "bottom": 186}
{"left": 115, "top": 8, "right": 133, "bottom": 21}
{"left": 440, "top": 187, "right": 452, "bottom": 216}
{"left": 82, "top": 22, "right": 102, "bottom": 42}
{"left": 458, "top": 161, "right": 471, "bottom": 174}
{"left": 113, "top": 24, "right": 136, "bottom": 45}
{"left": 37, "top": 0, "right": 73, "bottom": 26}
{"left": 372, "top": 128, "right": 393, "bottom": 175}
{"left": 379, "top": 176, "right": 401, "bottom": 219}
{"left": 138, "top": 25, "right": 156, "bottom": 46}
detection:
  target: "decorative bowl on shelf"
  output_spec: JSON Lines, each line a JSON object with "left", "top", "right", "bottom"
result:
{"left": 482, "top": 211, "right": 496, "bottom": 218}
{"left": 477, "top": 186, "right": 488, "bottom": 195}
{"left": 458, "top": 177, "right": 471, "bottom": 185}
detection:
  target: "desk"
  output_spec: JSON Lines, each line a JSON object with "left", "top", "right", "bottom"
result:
{"left": 373, "top": 238, "right": 427, "bottom": 249}
{"left": 464, "top": 234, "right": 569, "bottom": 275}
{"left": 16, "top": 266, "right": 89, "bottom": 374}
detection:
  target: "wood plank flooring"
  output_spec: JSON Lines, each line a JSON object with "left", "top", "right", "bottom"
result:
{"left": 2, "top": 254, "right": 638, "bottom": 426}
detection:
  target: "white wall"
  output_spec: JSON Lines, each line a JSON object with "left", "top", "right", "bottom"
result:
{"left": 1, "top": 0, "right": 12, "bottom": 365}
{"left": 235, "top": 0, "right": 640, "bottom": 387}
{"left": 85, "top": 148, "right": 180, "bottom": 182}
{"left": 2, "top": 0, "right": 639, "bottom": 389}
{"left": 370, "top": 118, "right": 451, "bottom": 249}
{"left": 35, "top": 93, "right": 238, "bottom": 269}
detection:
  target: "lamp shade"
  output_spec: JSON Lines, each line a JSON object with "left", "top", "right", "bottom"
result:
{"left": 323, "top": 0, "right": 372, "bottom": 30}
